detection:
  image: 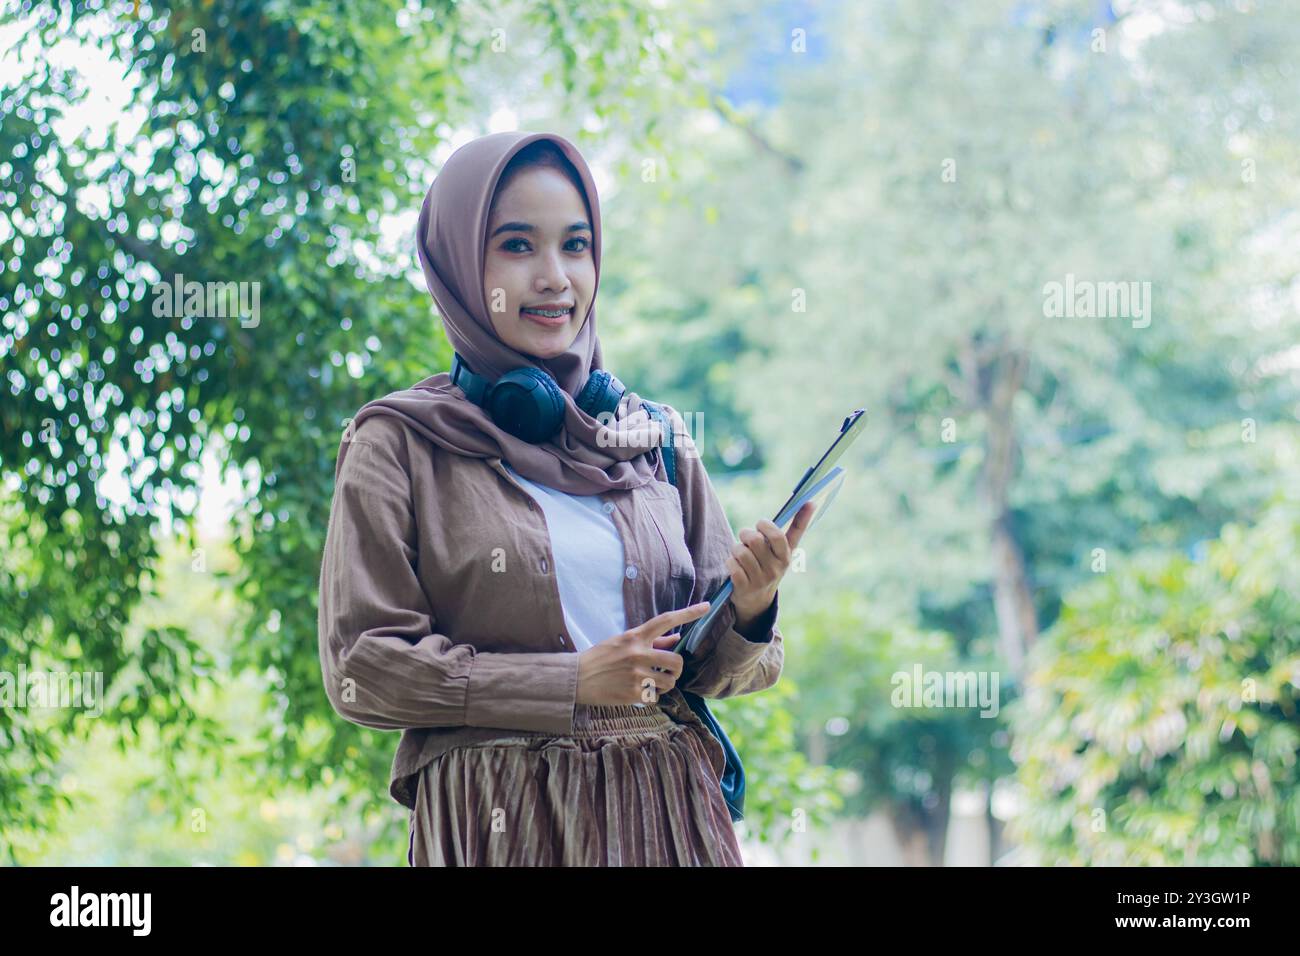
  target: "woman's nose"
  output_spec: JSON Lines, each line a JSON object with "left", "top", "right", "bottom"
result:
{"left": 534, "top": 250, "right": 569, "bottom": 292}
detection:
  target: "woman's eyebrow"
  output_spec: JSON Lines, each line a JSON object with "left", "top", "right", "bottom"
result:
{"left": 488, "top": 221, "right": 592, "bottom": 238}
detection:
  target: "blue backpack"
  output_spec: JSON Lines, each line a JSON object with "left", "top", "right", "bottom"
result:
{"left": 641, "top": 401, "right": 747, "bottom": 823}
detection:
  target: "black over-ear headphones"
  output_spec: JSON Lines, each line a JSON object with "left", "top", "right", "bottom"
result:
{"left": 450, "top": 351, "right": 628, "bottom": 444}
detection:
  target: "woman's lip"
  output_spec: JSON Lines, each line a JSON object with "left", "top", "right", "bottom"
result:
{"left": 520, "top": 307, "right": 573, "bottom": 327}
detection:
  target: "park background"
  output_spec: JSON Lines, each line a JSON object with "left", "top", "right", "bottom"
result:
{"left": 2, "top": 0, "right": 1298, "bottom": 865}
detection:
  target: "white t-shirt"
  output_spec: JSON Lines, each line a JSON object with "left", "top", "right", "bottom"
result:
{"left": 502, "top": 461, "right": 628, "bottom": 651}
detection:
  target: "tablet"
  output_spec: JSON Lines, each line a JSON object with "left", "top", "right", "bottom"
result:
{"left": 671, "top": 407, "right": 867, "bottom": 655}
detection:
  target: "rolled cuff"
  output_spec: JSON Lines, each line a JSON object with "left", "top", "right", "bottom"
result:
{"left": 679, "top": 591, "right": 782, "bottom": 699}
{"left": 731, "top": 593, "right": 779, "bottom": 643}
{"left": 464, "top": 650, "right": 580, "bottom": 733}
{"left": 707, "top": 592, "right": 779, "bottom": 671}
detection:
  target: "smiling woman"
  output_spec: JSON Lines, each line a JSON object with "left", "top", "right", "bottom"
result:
{"left": 482, "top": 141, "right": 597, "bottom": 361}
{"left": 319, "top": 131, "right": 793, "bottom": 868}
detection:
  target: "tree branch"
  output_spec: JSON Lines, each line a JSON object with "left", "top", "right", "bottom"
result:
{"left": 710, "top": 93, "right": 804, "bottom": 176}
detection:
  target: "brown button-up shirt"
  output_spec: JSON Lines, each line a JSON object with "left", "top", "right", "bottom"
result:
{"left": 317, "top": 403, "right": 783, "bottom": 811}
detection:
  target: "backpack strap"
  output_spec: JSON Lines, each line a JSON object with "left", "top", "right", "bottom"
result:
{"left": 640, "top": 400, "right": 677, "bottom": 488}
{"left": 640, "top": 398, "right": 745, "bottom": 822}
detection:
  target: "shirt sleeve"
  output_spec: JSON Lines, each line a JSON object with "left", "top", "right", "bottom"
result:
{"left": 317, "top": 415, "right": 579, "bottom": 734}
{"left": 659, "top": 403, "right": 784, "bottom": 699}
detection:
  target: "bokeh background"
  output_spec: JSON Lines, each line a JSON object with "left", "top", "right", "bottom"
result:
{"left": 2, "top": 0, "right": 1298, "bottom": 865}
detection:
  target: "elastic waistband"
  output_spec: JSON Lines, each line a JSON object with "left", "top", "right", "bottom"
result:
{"left": 567, "top": 702, "right": 675, "bottom": 737}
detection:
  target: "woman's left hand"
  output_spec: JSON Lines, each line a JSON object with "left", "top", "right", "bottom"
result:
{"left": 726, "top": 501, "right": 817, "bottom": 627}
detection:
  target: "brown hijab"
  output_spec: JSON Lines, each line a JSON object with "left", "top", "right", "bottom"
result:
{"left": 336, "top": 131, "right": 667, "bottom": 494}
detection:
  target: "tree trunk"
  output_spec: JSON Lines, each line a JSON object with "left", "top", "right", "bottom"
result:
{"left": 989, "top": 512, "right": 1038, "bottom": 676}
{"left": 885, "top": 756, "right": 955, "bottom": 866}
{"left": 974, "top": 346, "right": 1039, "bottom": 677}
{"left": 924, "top": 771, "right": 953, "bottom": 867}
{"left": 886, "top": 803, "right": 932, "bottom": 867}
{"left": 986, "top": 781, "right": 1005, "bottom": 865}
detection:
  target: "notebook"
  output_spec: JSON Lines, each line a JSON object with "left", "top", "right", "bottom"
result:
{"left": 671, "top": 407, "right": 867, "bottom": 656}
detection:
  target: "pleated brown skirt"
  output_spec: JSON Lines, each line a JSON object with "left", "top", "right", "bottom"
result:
{"left": 408, "top": 702, "right": 744, "bottom": 866}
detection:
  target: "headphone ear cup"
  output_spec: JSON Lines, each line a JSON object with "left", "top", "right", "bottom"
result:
{"left": 486, "top": 367, "right": 567, "bottom": 444}
{"left": 576, "top": 369, "right": 626, "bottom": 423}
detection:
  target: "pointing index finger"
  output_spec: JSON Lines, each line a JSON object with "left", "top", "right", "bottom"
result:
{"left": 639, "top": 601, "right": 711, "bottom": 640}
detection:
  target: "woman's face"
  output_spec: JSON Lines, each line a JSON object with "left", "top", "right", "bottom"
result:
{"left": 482, "top": 165, "right": 596, "bottom": 360}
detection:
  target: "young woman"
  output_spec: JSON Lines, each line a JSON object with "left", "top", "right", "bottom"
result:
{"left": 317, "top": 131, "right": 815, "bottom": 866}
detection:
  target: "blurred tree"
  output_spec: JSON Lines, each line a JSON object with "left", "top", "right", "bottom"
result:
{"left": 598, "top": 0, "right": 1300, "bottom": 861}
{"left": 1007, "top": 485, "right": 1300, "bottom": 865}
{"left": 790, "top": 591, "right": 1014, "bottom": 866}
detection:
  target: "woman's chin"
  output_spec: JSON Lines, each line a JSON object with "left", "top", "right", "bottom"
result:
{"left": 521, "top": 327, "right": 579, "bottom": 359}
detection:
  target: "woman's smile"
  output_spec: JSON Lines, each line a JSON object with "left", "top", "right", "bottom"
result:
{"left": 520, "top": 303, "right": 575, "bottom": 327}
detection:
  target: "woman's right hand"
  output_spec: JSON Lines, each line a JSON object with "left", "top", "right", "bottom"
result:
{"left": 575, "top": 602, "right": 712, "bottom": 706}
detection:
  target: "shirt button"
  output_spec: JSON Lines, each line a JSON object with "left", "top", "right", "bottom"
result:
{"left": 528, "top": 500, "right": 536, "bottom": 511}
{"left": 601, "top": 501, "right": 615, "bottom": 514}
{"left": 625, "top": 565, "right": 638, "bottom": 580}
{"left": 540, "top": 557, "right": 549, "bottom": 573}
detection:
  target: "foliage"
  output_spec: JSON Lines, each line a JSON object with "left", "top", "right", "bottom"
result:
{"left": 1007, "top": 487, "right": 1300, "bottom": 865}
{"left": 598, "top": 0, "right": 1300, "bottom": 861}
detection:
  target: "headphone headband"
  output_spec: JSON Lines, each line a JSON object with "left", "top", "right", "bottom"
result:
{"left": 450, "top": 352, "right": 627, "bottom": 443}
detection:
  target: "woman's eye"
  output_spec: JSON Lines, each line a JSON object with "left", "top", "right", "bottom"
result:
{"left": 499, "top": 237, "right": 590, "bottom": 253}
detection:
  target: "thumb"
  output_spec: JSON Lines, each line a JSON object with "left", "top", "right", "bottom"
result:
{"left": 785, "top": 500, "right": 818, "bottom": 552}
